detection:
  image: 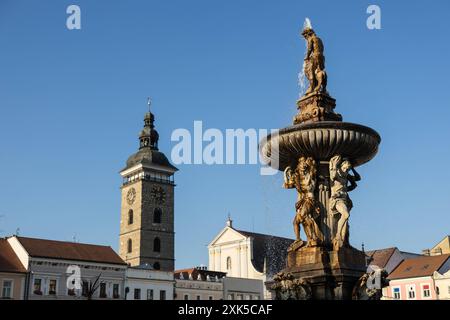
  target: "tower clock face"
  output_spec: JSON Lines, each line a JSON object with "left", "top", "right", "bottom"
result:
{"left": 151, "top": 186, "right": 166, "bottom": 204}
{"left": 126, "top": 188, "right": 136, "bottom": 205}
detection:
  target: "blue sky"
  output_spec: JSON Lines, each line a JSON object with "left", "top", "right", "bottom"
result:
{"left": 0, "top": 0, "right": 449, "bottom": 269}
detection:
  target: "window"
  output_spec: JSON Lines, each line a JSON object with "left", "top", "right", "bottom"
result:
{"left": 153, "top": 208, "right": 162, "bottom": 223}
{"left": 422, "top": 284, "right": 431, "bottom": 298}
{"left": 99, "top": 283, "right": 107, "bottom": 298}
{"left": 127, "top": 238, "right": 132, "bottom": 253}
{"left": 33, "top": 278, "right": 42, "bottom": 295}
{"left": 226, "top": 257, "right": 232, "bottom": 270}
{"left": 113, "top": 284, "right": 120, "bottom": 299}
{"left": 184, "top": 294, "right": 189, "bottom": 300}
{"left": 82, "top": 281, "right": 89, "bottom": 297}
{"left": 393, "top": 287, "right": 400, "bottom": 300}
{"left": 209, "top": 296, "right": 213, "bottom": 300}
{"left": 407, "top": 285, "right": 416, "bottom": 300}
{"left": 153, "top": 237, "right": 161, "bottom": 252}
{"left": 196, "top": 295, "right": 201, "bottom": 300}
{"left": 160, "top": 290, "right": 166, "bottom": 300}
{"left": 49, "top": 279, "right": 57, "bottom": 295}
{"left": 128, "top": 209, "right": 134, "bottom": 225}
{"left": 2, "top": 280, "right": 12, "bottom": 299}
{"left": 134, "top": 288, "right": 141, "bottom": 300}
{"left": 147, "top": 289, "right": 154, "bottom": 300}
{"left": 153, "top": 262, "right": 160, "bottom": 270}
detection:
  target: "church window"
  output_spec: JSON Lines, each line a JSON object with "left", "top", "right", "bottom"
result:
{"left": 128, "top": 209, "right": 134, "bottom": 225}
{"left": 153, "top": 208, "right": 162, "bottom": 223}
{"left": 226, "top": 257, "right": 232, "bottom": 270}
{"left": 127, "top": 239, "right": 132, "bottom": 253}
{"left": 153, "top": 237, "right": 161, "bottom": 252}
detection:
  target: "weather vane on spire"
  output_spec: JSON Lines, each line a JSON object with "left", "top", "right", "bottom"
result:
{"left": 147, "top": 97, "right": 152, "bottom": 113}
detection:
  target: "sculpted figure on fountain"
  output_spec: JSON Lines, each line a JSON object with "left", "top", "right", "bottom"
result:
{"left": 329, "top": 155, "right": 361, "bottom": 250}
{"left": 284, "top": 157, "right": 323, "bottom": 247}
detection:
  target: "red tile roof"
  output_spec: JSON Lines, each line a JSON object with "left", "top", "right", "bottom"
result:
{"left": 17, "top": 236, "right": 126, "bottom": 266}
{"left": 366, "top": 247, "right": 397, "bottom": 268}
{"left": 388, "top": 254, "right": 450, "bottom": 280}
{"left": 0, "top": 239, "right": 27, "bottom": 273}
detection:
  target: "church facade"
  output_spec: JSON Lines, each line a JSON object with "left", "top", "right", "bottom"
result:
{"left": 208, "top": 218, "right": 293, "bottom": 299}
{"left": 119, "top": 106, "right": 178, "bottom": 271}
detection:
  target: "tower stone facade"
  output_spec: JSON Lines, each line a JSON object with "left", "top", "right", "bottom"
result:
{"left": 119, "top": 106, "right": 177, "bottom": 271}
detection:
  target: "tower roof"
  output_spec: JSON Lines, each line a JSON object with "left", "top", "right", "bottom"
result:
{"left": 123, "top": 101, "right": 178, "bottom": 172}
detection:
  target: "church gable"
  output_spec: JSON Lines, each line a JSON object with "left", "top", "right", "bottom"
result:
{"left": 209, "top": 227, "right": 247, "bottom": 247}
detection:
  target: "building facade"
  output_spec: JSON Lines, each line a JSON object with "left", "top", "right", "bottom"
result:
{"left": 208, "top": 218, "right": 293, "bottom": 299}
{"left": 119, "top": 108, "right": 177, "bottom": 271}
{"left": 7, "top": 236, "right": 127, "bottom": 300}
{"left": 0, "top": 238, "right": 26, "bottom": 299}
{"left": 383, "top": 254, "right": 450, "bottom": 300}
{"left": 434, "top": 269, "right": 450, "bottom": 300}
{"left": 222, "top": 277, "right": 263, "bottom": 300}
{"left": 125, "top": 265, "right": 174, "bottom": 300}
{"left": 423, "top": 235, "right": 450, "bottom": 256}
{"left": 174, "top": 267, "right": 226, "bottom": 300}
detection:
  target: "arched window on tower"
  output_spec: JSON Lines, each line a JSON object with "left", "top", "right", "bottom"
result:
{"left": 127, "top": 239, "right": 132, "bottom": 253}
{"left": 128, "top": 209, "right": 134, "bottom": 225}
{"left": 153, "top": 262, "right": 160, "bottom": 270}
{"left": 153, "top": 237, "right": 161, "bottom": 252}
{"left": 153, "top": 208, "right": 162, "bottom": 224}
{"left": 226, "top": 257, "right": 232, "bottom": 271}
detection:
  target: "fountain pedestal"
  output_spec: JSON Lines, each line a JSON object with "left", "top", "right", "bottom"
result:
{"left": 284, "top": 246, "right": 366, "bottom": 300}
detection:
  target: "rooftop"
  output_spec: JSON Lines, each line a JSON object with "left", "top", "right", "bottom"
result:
{"left": 16, "top": 236, "right": 126, "bottom": 266}
{"left": 388, "top": 254, "right": 450, "bottom": 280}
{"left": 0, "top": 238, "right": 27, "bottom": 273}
{"left": 175, "top": 267, "right": 226, "bottom": 281}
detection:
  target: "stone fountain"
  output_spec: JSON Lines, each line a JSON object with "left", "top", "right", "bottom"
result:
{"left": 260, "top": 21, "right": 381, "bottom": 300}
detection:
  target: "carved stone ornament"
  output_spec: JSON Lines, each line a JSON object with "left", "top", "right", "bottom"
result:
{"left": 271, "top": 272, "right": 312, "bottom": 300}
{"left": 126, "top": 187, "right": 136, "bottom": 205}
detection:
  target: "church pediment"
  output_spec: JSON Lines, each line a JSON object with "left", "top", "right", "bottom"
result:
{"left": 208, "top": 227, "right": 248, "bottom": 247}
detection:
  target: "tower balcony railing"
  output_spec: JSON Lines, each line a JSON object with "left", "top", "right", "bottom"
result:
{"left": 123, "top": 174, "right": 175, "bottom": 186}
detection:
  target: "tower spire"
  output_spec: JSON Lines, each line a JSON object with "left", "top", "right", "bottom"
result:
{"left": 139, "top": 98, "right": 159, "bottom": 150}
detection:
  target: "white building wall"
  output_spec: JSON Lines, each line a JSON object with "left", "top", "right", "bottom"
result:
{"left": 125, "top": 268, "right": 174, "bottom": 300}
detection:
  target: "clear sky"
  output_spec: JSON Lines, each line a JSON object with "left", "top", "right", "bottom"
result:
{"left": 0, "top": 0, "right": 449, "bottom": 269}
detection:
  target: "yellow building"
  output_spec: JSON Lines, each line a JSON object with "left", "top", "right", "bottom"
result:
{"left": 424, "top": 235, "right": 450, "bottom": 256}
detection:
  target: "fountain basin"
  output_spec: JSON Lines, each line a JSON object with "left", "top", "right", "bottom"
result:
{"left": 260, "top": 121, "right": 381, "bottom": 171}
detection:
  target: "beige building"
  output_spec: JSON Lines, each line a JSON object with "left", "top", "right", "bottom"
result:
{"left": 174, "top": 267, "right": 226, "bottom": 300}
{"left": 208, "top": 218, "right": 293, "bottom": 299}
{"left": 423, "top": 235, "right": 450, "bottom": 256}
{"left": 434, "top": 269, "right": 450, "bottom": 300}
{"left": 0, "top": 238, "right": 26, "bottom": 299}
{"left": 119, "top": 109, "right": 177, "bottom": 271}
